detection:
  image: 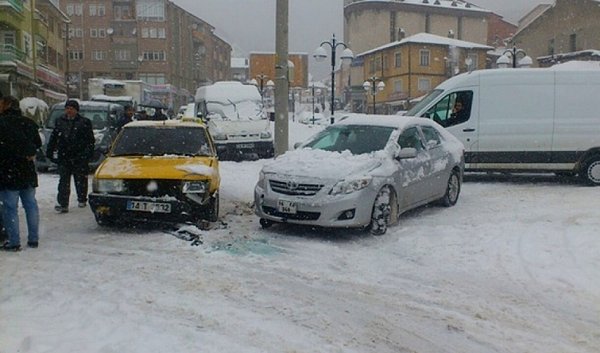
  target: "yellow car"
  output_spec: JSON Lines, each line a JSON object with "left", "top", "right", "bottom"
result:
{"left": 89, "top": 119, "right": 220, "bottom": 226}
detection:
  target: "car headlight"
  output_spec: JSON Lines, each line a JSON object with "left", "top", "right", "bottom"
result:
{"left": 260, "top": 131, "right": 272, "bottom": 139}
{"left": 182, "top": 181, "right": 208, "bottom": 194}
{"left": 257, "top": 170, "right": 265, "bottom": 188}
{"left": 95, "top": 179, "right": 125, "bottom": 193}
{"left": 330, "top": 177, "right": 372, "bottom": 195}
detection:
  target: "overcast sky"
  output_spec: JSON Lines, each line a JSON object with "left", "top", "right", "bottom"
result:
{"left": 172, "top": 0, "right": 545, "bottom": 79}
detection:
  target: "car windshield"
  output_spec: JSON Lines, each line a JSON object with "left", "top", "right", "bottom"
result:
{"left": 302, "top": 124, "right": 395, "bottom": 155}
{"left": 206, "top": 100, "right": 264, "bottom": 121}
{"left": 46, "top": 107, "right": 110, "bottom": 130}
{"left": 111, "top": 126, "right": 211, "bottom": 157}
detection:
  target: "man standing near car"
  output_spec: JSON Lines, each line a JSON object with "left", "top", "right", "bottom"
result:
{"left": 0, "top": 96, "right": 42, "bottom": 251}
{"left": 46, "top": 100, "right": 95, "bottom": 213}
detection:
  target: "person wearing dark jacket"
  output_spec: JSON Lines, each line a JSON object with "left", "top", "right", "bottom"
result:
{"left": 0, "top": 96, "right": 42, "bottom": 251}
{"left": 46, "top": 99, "right": 95, "bottom": 213}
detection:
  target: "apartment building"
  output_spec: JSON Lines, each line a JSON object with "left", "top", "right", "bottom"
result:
{"left": 61, "top": 0, "right": 231, "bottom": 108}
{"left": 0, "top": 0, "right": 70, "bottom": 102}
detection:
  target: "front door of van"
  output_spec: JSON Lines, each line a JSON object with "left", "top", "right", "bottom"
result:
{"left": 423, "top": 89, "right": 478, "bottom": 164}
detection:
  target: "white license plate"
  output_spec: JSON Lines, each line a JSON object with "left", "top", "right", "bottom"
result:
{"left": 277, "top": 199, "right": 297, "bottom": 214}
{"left": 127, "top": 200, "right": 172, "bottom": 213}
{"left": 236, "top": 143, "right": 255, "bottom": 149}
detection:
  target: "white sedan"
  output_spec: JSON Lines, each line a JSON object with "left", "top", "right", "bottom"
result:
{"left": 254, "top": 114, "right": 465, "bottom": 235}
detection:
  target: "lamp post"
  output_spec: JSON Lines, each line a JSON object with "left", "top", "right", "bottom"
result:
{"left": 362, "top": 76, "right": 385, "bottom": 114}
{"left": 497, "top": 46, "right": 531, "bottom": 68}
{"left": 313, "top": 33, "right": 354, "bottom": 124}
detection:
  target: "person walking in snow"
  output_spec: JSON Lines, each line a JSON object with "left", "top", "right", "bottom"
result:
{"left": 46, "top": 99, "right": 95, "bottom": 213}
{"left": 0, "top": 95, "right": 42, "bottom": 251}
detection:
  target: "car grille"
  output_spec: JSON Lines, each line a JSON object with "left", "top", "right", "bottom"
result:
{"left": 123, "top": 179, "right": 182, "bottom": 197}
{"left": 262, "top": 206, "right": 320, "bottom": 221}
{"left": 269, "top": 179, "right": 324, "bottom": 196}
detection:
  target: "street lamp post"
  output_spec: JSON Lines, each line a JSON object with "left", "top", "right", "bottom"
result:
{"left": 362, "top": 76, "right": 385, "bottom": 114}
{"left": 313, "top": 33, "right": 354, "bottom": 124}
{"left": 498, "top": 46, "right": 531, "bottom": 68}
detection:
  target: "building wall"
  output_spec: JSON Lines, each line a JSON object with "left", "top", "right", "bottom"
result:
{"left": 512, "top": 0, "right": 600, "bottom": 67}
{"left": 249, "top": 53, "right": 309, "bottom": 89}
{"left": 344, "top": 2, "right": 490, "bottom": 55}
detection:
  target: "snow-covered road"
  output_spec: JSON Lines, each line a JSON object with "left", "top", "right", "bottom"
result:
{"left": 1, "top": 161, "right": 599, "bottom": 353}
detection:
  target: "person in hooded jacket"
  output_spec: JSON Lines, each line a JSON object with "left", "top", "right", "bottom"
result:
{"left": 46, "top": 99, "right": 95, "bottom": 213}
{"left": 0, "top": 96, "right": 42, "bottom": 251}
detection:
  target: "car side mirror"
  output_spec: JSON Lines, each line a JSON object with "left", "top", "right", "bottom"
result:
{"left": 396, "top": 147, "right": 417, "bottom": 160}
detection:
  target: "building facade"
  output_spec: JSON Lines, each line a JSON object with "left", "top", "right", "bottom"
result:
{"left": 0, "top": 0, "right": 70, "bottom": 102}
{"left": 511, "top": 0, "right": 600, "bottom": 67}
{"left": 249, "top": 52, "right": 309, "bottom": 89}
{"left": 352, "top": 33, "right": 492, "bottom": 114}
{"left": 60, "top": 0, "right": 231, "bottom": 108}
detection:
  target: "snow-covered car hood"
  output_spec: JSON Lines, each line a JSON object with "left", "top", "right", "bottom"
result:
{"left": 262, "top": 148, "right": 385, "bottom": 181}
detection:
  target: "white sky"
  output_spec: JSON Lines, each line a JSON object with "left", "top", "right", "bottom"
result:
{"left": 171, "top": 0, "right": 545, "bottom": 79}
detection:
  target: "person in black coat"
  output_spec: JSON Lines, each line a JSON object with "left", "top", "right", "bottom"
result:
{"left": 46, "top": 99, "right": 95, "bottom": 213}
{"left": 0, "top": 96, "right": 42, "bottom": 251}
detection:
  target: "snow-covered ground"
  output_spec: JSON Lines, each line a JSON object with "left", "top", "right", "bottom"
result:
{"left": 1, "top": 121, "right": 599, "bottom": 353}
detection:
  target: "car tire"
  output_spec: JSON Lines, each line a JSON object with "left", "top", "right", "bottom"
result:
{"left": 580, "top": 155, "right": 600, "bottom": 186}
{"left": 440, "top": 169, "right": 461, "bottom": 207}
{"left": 206, "top": 193, "right": 219, "bottom": 222}
{"left": 369, "top": 186, "right": 394, "bottom": 236}
{"left": 259, "top": 218, "right": 273, "bottom": 229}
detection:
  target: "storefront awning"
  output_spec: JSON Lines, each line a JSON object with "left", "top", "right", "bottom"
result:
{"left": 41, "top": 87, "right": 67, "bottom": 101}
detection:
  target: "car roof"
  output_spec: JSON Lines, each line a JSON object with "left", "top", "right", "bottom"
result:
{"left": 124, "top": 119, "right": 206, "bottom": 129}
{"left": 51, "top": 100, "right": 121, "bottom": 110}
{"left": 335, "top": 113, "right": 432, "bottom": 130}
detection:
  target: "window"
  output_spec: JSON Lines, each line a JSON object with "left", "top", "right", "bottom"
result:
{"left": 397, "top": 127, "right": 424, "bottom": 151}
{"left": 114, "top": 5, "right": 131, "bottom": 20}
{"left": 140, "top": 73, "right": 166, "bottom": 85}
{"left": 66, "top": 4, "right": 74, "bottom": 16}
{"left": 393, "top": 79, "right": 403, "bottom": 93}
{"left": 69, "top": 50, "right": 84, "bottom": 60}
{"left": 424, "top": 90, "right": 473, "bottom": 127}
{"left": 98, "top": 4, "right": 106, "bottom": 16}
{"left": 91, "top": 50, "right": 107, "bottom": 61}
{"left": 394, "top": 51, "right": 401, "bottom": 68}
{"left": 420, "top": 126, "right": 441, "bottom": 148}
{"left": 141, "top": 28, "right": 149, "bottom": 38}
{"left": 569, "top": 34, "right": 577, "bottom": 52}
{"left": 149, "top": 28, "right": 157, "bottom": 38}
{"left": 369, "top": 58, "right": 375, "bottom": 74}
{"left": 419, "top": 50, "right": 430, "bottom": 66}
{"left": 98, "top": 28, "right": 106, "bottom": 38}
{"left": 382, "top": 55, "right": 388, "bottom": 70}
{"left": 467, "top": 53, "right": 478, "bottom": 70}
{"left": 1, "top": 31, "right": 16, "bottom": 46}
{"left": 136, "top": 0, "right": 165, "bottom": 21}
{"left": 158, "top": 28, "right": 166, "bottom": 39}
{"left": 418, "top": 78, "right": 431, "bottom": 92}
{"left": 89, "top": 4, "right": 97, "bottom": 16}
{"left": 548, "top": 38, "right": 555, "bottom": 56}
{"left": 90, "top": 28, "right": 98, "bottom": 38}
{"left": 114, "top": 49, "right": 131, "bottom": 61}
{"left": 143, "top": 51, "right": 166, "bottom": 61}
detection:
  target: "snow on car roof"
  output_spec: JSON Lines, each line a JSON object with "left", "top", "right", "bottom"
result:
{"left": 125, "top": 119, "right": 206, "bottom": 128}
{"left": 335, "top": 113, "right": 429, "bottom": 129}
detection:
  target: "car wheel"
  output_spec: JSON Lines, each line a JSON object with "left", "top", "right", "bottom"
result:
{"left": 440, "top": 169, "right": 461, "bottom": 207}
{"left": 580, "top": 155, "right": 600, "bottom": 186}
{"left": 370, "top": 186, "right": 393, "bottom": 236}
{"left": 206, "top": 193, "right": 219, "bottom": 222}
{"left": 259, "top": 218, "right": 273, "bottom": 229}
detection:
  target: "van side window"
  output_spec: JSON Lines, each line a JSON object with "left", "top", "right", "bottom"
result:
{"left": 425, "top": 91, "right": 473, "bottom": 127}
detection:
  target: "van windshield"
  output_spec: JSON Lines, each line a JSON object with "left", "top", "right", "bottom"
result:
{"left": 46, "top": 108, "right": 110, "bottom": 130}
{"left": 206, "top": 100, "right": 264, "bottom": 121}
{"left": 405, "top": 89, "right": 444, "bottom": 116}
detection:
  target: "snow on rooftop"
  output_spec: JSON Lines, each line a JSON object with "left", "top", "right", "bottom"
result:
{"left": 357, "top": 32, "right": 493, "bottom": 57}
{"left": 549, "top": 60, "right": 600, "bottom": 70}
{"left": 345, "top": 0, "right": 488, "bottom": 13}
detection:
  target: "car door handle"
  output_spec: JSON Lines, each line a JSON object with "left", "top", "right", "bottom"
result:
{"left": 463, "top": 128, "right": 476, "bottom": 132}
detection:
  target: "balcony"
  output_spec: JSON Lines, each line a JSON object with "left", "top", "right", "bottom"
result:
{"left": 0, "top": 0, "right": 24, "bottom": 13}
{"left": 0, "top": 44, "right": 27, "bottom": 62}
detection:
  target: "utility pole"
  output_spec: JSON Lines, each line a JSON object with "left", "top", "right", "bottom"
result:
{"left": 274, "top": 0, "right": 289, "bottom": 156}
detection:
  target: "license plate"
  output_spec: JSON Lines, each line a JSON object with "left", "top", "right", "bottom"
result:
{"left": 127, "top": 200, "right": 172, "bottom": 213}
{"left": 236, "top": 143, "right": 255, "bottom": 149}
{"left": 277, "top": 199, "right": 297, "bottom": 214}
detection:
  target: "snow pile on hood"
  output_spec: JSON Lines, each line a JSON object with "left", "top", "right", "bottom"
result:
{"left": 176, "top": 163, "right": 218, "bottom": 178}
{"left": 263, "top": 148, "right": 388, "bottom": 181}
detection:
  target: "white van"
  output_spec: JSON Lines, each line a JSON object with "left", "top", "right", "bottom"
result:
{"left": 195, "top": 81, "right": 274, "bottom": 160}
{"left": 405, "top": 68, "right": 600, "bottom": 185}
